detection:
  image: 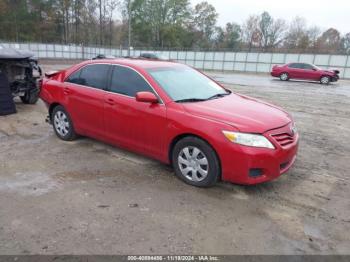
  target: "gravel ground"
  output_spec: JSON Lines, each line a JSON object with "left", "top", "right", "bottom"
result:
{"left": 0, "top": 60, "right": 349, "bottom": 255}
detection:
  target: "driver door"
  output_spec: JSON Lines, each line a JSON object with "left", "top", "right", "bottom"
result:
{"left": 104, "top": 65, "right": 167, "bottom": 159}
{"left": 301, "top": 64, "right": 320, "bottom": 81}
{"left": 288, "top": 63, "right": 304, "bottom": 79}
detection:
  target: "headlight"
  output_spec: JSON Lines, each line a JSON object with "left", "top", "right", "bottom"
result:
{"left": 291, "top": 122, "right": 297, "bottom": 135}
{"left": 223, "top": 131, "right": 275, "bottom": 149}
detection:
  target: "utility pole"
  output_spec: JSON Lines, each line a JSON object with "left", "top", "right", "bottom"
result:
{"left": 128, "top": 0, "right": 132, "bottom": 56}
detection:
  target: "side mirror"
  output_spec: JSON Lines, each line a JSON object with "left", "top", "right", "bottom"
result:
{"left": 136, "top": 92, "right": 159, "bottom": 104}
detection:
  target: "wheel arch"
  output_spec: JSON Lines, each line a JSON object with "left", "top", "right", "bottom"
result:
{"left": 280, "top": 72, "right": 289, "bottom": 78}
{"left": 49, "top": 102, "right": 62, "bottom": 119}
{"left": 168, "top": 133, "right": 222, "bottom": 180}
{"left": 320, "top": 74, "right": 331, "bottom": 80}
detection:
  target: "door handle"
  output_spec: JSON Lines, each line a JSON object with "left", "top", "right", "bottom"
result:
{"left": 63, "top": 87, "right": 71, "bottom": 95}
{"left": 106, "top": 98, "right": 115, "bottom": 105}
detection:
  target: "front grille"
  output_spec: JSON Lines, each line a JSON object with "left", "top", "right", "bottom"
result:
{"left": 271, "top": 132, "right": 294, "bottom": 147}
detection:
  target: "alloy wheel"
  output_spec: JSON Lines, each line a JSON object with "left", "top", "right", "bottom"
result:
{"left": 321, "top": 76, "right": 330, "bottom": 84}
{"left": 54, "top": 110, "right": 70, "bottom": 137}
{"left": 280, "top": 73, "right": 288, "bottom": 81}
{"left": 178, "top": 146, "right": 209, "bottom": 182}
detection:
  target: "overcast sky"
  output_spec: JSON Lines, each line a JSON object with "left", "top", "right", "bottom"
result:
{"left": 191, "top": 0, "right": 349, "bottom": 34}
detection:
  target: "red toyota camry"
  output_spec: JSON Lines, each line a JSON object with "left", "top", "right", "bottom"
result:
{"left": 40, "top": 59, "right": 299, "bottom": 187}
{"left": 271, "top": 62, "right": 339, "bottom": 84}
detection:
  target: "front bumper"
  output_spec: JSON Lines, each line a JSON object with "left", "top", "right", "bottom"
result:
{"left": 219, "top": 125, "right": 299, "bottom": 185}
{"left": 331, "top": 75, "right": 339, "bottom": 82}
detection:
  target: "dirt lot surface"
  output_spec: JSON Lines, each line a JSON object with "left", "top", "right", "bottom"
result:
{"left": 0, "top": 60, "right": 350, "bottom": 255}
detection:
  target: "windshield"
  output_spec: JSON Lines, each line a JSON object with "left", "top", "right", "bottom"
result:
{"left": 312, "top": 64, "right": 322, "bottom": 70}
{"left": 148, "top": 66, "right": 229, "bottom": 102}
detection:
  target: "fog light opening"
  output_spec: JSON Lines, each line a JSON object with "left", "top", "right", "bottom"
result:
{"left": 249, "top": 168, "right": 263, "bottom": 178}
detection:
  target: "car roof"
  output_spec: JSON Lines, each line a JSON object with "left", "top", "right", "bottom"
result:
{"left": 85, "top": 58, "right": 182, "bottom": 70}
{"left": 288, "top": 62, "right": 312, "bottom": 65}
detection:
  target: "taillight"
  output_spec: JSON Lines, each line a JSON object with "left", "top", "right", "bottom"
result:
{"left": 45, "top": 71, "right": 60, "bottom": 79}
{"left": 37, "top": 79, "right": 43, "bottom": 89}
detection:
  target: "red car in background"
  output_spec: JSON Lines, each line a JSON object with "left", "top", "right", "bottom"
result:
{"left": 40, "top": 59, "right": 299, "bottom": 187}
{"left": 271, "top": 63, "right": 340, "bottom": 84}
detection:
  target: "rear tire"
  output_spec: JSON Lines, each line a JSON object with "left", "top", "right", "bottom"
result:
{"left": 279, "top": 73, "right": 289, "bottom": 81}
{"left": 172, "top": 136, "right": 220, "bottom": 187}
{"left": 52, "top": 105, "right": 77, "bottom": 141}
{"left": 20, "top": 89, "right": 39, "bottom": 104}
{"left": 320, "top": 76, "right": 330, "bottom": 85}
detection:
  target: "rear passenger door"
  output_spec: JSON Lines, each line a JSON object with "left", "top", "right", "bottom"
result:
{"left": 64, "top": 64, "right": 111, "bottom": 139}
{"left": 104, "top": 65, "right": 167, "bottom": 159}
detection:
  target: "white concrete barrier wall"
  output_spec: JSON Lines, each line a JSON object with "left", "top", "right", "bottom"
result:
{"left": 2, "top": 42, "right": 349, "bottom": 79}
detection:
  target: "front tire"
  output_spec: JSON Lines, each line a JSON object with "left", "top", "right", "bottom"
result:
{"left": 320, "top": 76, "right": 330, "bottom": 85}
{"left": 172, "top": 137, "right": 220, "bottom": 187}
{"left": 52, "top": 105, "right": 77, "bottom": 141}
{"left": 279, "top": 73, "right": 289, "bottom": 81}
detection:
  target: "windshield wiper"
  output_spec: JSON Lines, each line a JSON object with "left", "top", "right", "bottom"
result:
{"left": 175, "top": 98, "right": 207, "bottom": 103}
{"left": 206, "top": 91, "right": 231, "bottom": 101}
{"left": 175, "top": 91, "right": 231, "bottom": 103}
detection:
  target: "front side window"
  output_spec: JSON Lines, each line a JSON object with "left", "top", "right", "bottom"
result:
{"left": 302, "top": 64, "right": 316, "bottom": 70}
{"left": 110, "top": 65, "right": 153, "bottom": 97}
{"left": 288, "top": 63, "right": 303, "bottom": 69}
{"left": 148, "top": 66, "right": 228, "bottom": 102}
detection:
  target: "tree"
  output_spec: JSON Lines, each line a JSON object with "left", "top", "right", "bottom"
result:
{"left": 106, "top": 0, "right": 120, "bottom": 45}
{"left": 223, "top": 22, "right": 241, "bottom": 49}
{"left": 192, "top": 1, "right": 218, "bottom": 47}
{"left": 284, "top": 17, "right": 308, "bottom": 49}
{"left": 241, "top": 15, "right": 260, "bottom": 50}
{"left": 267, "top": 18, "right": 286, "bottom": 48}
{"left": 317, "top": 28, "right": 342, "bottom": 53}
{"left": 341, "top": 33, "right": 350, "bottom": 54}
{"left": 258, "top": 11, "right": 286, "bottom": 50}
{"left": 259, "top": 11, "right": 273, "bottom": 48}
{"left": 129, "top": 0, "right": 191, "bottom": 47}
{"left": 307, "top": 26, "right": 321, "bottom": 50}
{"left": 213, "top": 26, "right": 224, "bottom": 48}
{"left": 0, "top": 1, "right": 348, "bottom": 53}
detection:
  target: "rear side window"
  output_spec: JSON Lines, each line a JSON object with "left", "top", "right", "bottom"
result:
{"left": 110, "top": 65, "right": 153, "bottom": 97}
{"left": 66, "top": 70, "right": 81, "bottom": 84}
{"left": 79, "top": 64, "right": 110, "bottom": 90}
{"left": 66, "top": 64, "right": 110, "bottom": 90}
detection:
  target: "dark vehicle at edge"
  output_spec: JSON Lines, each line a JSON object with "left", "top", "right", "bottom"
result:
{"left": 0, "top": 45, "right": 42, "bottom": 104}
{"left": 139, "top": 53, "right": 170, "bottom": 61}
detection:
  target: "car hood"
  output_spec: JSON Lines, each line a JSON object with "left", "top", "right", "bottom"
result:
{"left": 324, "top": 69, "right": 339, "bottom": 74}
{"left": 182, "top": 93, "right": 291, "bottom": 133}
{"left": 0, "top": 46, "right": 35, "bottom": 60}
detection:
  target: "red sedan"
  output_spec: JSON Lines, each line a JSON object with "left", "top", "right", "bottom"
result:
{"left": 40, "top": 59, "right": 299, "bottom": 187}
{"left": 271, "top": 63, "right": 339, "bottom": 84}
